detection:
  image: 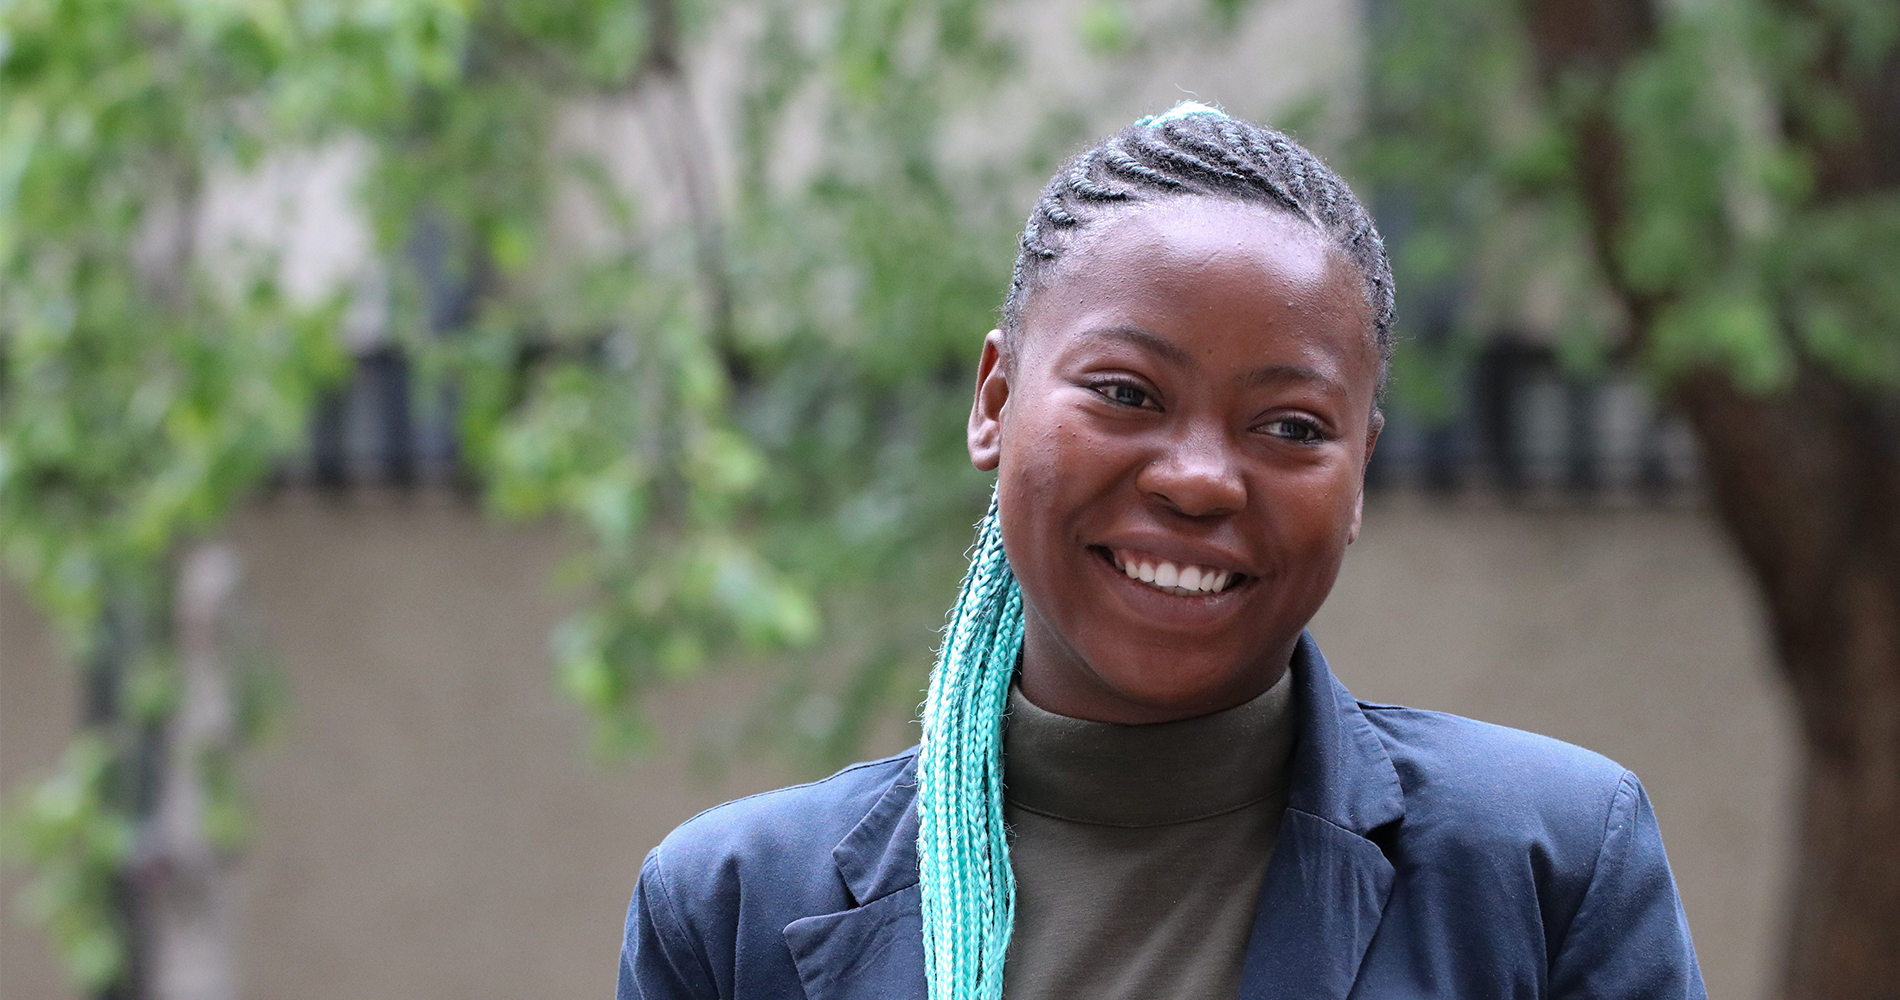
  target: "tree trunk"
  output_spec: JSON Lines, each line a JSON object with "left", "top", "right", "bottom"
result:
{"left": 1520, "top": 0, "right": 1900, "bottom": 995}
{"left": 634, "top": 0, "right": 740, "bottom": 374}
{"left": 139, "top": 542, "right": 244, "bottom": 1000}
{"left": 1677, "top": 368, "right": 1900, "bottom": 999}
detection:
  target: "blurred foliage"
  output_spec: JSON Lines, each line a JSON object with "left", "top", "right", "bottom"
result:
{"left": 0, "top": 0, "right": 456, "bottom": 990}
{"left": 1360, "top": 0, "right": 1900, "bottom": 396}
{"left": 0, "top": 735, "right": 134, "bottom": 991}
{"left": 0, "top": 0, "right": 1270, "bottom": 989}
{"left": 357, "top": 0, "right": 1025, "bottom": 755}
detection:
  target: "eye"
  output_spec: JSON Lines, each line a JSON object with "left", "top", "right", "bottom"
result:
{"left": 1260, "top": 417, "right": 1326, "bottom": 443}
{"left": 1092, "top": 380, "right": 1155, "bottom": 410}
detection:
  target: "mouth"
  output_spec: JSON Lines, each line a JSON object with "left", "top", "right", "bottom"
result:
{"left": 1095, "top": 547, "right": 1248, "bottom": 598}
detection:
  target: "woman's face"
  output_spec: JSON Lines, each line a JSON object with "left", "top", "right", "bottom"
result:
{"left": 968, "top": 198, "right": 1382, "bottom": 724}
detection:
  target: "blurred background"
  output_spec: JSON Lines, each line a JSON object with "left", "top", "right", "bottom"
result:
{"left": 3, "top": 0, "right": 1895, "bottom": 998}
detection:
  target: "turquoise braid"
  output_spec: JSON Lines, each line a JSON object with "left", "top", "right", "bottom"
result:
{"left": 1132, "top": 99, "right": 1227, "bottom": 127}
{"left": 917, "top": 492, "right": 1024, "bottom": 1000}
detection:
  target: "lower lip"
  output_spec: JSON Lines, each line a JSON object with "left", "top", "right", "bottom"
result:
{"left": 1089, "top": 548, "right": 1249, "bottom": 629}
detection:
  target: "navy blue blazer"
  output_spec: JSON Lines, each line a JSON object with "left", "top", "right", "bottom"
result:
{"left": 619, "top": 635, "right": 1706, "bottom": 999}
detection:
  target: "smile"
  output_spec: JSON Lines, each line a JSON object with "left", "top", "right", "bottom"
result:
{"left": 1106, "top": 548, "right": 1243, "bottom": 597}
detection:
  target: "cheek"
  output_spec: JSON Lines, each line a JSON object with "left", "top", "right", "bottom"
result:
{"left": 1262, "top": 461, "right": 1366, "bottom": 553}
{"left": 996, "top": 402, "right": 1129, "bottom": 569}
{"left": 998, "top": 426, "right": 1074, "bottom": 547}
{"left": 999, "top": 399, "right": 1086, "bottom": 495}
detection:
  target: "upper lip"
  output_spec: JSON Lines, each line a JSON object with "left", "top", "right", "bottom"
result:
{"left": 1091, "top": 534, "right": 1255, "bottom": 578}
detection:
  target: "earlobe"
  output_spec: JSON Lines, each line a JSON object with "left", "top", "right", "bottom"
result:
{"left": 968, "top": 330, "right": 1010, "bottom": 472}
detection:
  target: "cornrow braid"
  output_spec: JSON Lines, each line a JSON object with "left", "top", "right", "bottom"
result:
{"left": 1001, "top": 102, "right": 1397, "bottom": 391}
{"left": 919, "top": 104, "right": 1397, "bottom": 1000}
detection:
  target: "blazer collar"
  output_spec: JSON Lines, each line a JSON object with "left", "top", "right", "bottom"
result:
{"left": 832, "top": 753, "right": 922, "bottom": 906}
{"left": 1237, "top": 632, "right": 1404, "bottom": 999}
{"left": 1282, "top": 631, "right": 1406, "bottom": 834}
{"left": 783, "top": 755, "right": 929, "bottom": 1000}
{"left": 786, "top": 631, "right": 1404, "bottom": 1000}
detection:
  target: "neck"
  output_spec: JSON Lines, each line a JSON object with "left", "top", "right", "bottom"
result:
{"left": 1016, "top": 606, "right": 1298, "bottom": 724}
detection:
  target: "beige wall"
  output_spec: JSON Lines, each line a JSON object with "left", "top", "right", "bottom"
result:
{"left": 3, "top": 494, "right": 1793, "bottom": 1000}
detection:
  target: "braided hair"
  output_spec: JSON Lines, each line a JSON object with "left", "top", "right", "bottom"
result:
{"left": 1003, "top": 102, "right": 1395, "bottom": 387}
{"left": 917, "top": 493, "right": 1021, "bottom": 1000}
{"left": 916, "top": 103, "right": 1394, "bottom": 1000}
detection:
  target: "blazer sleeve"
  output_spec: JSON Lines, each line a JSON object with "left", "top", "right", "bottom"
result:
{"left": 1548, "top": 771, "right": 1708, "bottom": 1000}
{"left": 619, "top": 849, "right": 721, "bottom": 1000}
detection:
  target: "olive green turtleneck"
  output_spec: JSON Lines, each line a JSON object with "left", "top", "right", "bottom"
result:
{"left": 1000, "top": 670, "right": 1297, "bottom": 1000}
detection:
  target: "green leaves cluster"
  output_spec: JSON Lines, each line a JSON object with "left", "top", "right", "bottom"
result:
{"left": 1363, "top": 0, "right": 1900, "bottom": 395}
{"left": 0, "top": 735, "right": 133, "bottom": 992}
{"left": 363, "top": 0, "right": 1030, "bottom": 755}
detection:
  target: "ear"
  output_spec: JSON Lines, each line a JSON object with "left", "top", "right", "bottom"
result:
{"left": 1348, "top": 409, "right": 1384, "bottom": 545}
{"left": 968, "top": 330, "right": 1010, "bottom": 472}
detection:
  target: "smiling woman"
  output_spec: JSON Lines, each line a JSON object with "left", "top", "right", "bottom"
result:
{"left": 616, "top": 105, "right": 1707, "bottom": 1000}
{"left": 973, "top": 199, "right": 1382, "bottom": 725}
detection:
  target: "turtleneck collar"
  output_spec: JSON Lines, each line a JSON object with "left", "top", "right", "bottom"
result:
{"left": 1001, "top": 669, "right": 1297, "bottom": 828}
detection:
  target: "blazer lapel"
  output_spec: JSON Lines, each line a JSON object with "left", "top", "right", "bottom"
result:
{"left": 1238, "top": 633, "right": 1405, "bottom": 1000}
{"left": 783, "top": 756, "right": 928, "bottom": 1000}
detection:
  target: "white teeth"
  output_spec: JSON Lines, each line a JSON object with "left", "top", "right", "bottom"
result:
{"left": 1110, "top": 549, "right": 1237, "bottom": 597}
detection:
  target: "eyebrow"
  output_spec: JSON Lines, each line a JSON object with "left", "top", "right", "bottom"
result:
{"left": 1087, "top": 325, "right": 1195, "bottom": 367}
{"left": 1240, "top": 363, "right": 1346, "bottom": 397}
{"left": 1085, "top": 325, "right": 1348, "bottom": 397}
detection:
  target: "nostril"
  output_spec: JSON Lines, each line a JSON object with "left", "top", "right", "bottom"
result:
{"left": 1136, "top": 445, "right": 1247, "bottom": 518}
{"left": 1141, "top": 476, "right": 1247, "bottom": 519}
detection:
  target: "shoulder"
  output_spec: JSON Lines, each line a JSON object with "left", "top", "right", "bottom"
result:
{"left": 1355, "top": 703, "right": 1645, "bottom": 931}
{"left": 645, "top": 748, "right": 917, "bottom": 911}
{"left": 1341, "top": 702, "right": 1703, "bottom": 993}
{"left": 625, "top": 750, "right": 918, "bottom": 998}
{"left": 1355, "top": 703, "right": 1637, "bottom": 868}
{"left": 1359, "top": 701, "right": 1631, "bottom": 821}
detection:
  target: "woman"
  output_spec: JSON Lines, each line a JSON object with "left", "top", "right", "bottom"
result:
{"left": 618, "top": 104, "right": 1705, "bottom": 1000}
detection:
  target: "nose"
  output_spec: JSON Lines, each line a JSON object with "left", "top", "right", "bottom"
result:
{"left": 1135, "top": 422, "right": 1246, "bottom": 518}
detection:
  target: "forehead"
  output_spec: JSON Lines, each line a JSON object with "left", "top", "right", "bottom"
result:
{"left": 1061, "top": 198, "right": 1341, "bottom": 292}
{"left": 1018, "top": 199, "right": 1376, "bottom": 374}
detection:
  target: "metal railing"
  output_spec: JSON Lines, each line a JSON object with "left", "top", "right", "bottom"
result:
{"left": 290, "top": 338, "right": 1703, "bottom": 501}
{"left": 1367, "top": 337, "right": 1701, "bottom": 500}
